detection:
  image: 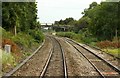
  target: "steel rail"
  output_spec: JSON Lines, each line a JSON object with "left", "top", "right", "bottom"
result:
{"left": 66, "top": 40, "right": 105, "bottom": 78}
{"left": 53, "top": 37, "right": 68, "bottom": 78}
{"left": 40, "top": 36, "right": 67, "bottom": 78}
{"left": 39, "top": 47, "right": 53, "bottom": 78}
{"left": 68, "top": 39, "right": 120, "bottom": 74}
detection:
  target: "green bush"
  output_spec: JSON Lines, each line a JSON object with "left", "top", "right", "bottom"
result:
{"left": 28, "top": 30, "right": 44, "bottom": 43}
{"left": 82, "top": 37, "right": 98, "bottom": 44}
{"left": 11, "top": 32, "right": 35, "bottom": 48}
{"left": 2, "top": 28, "right": 44, "bottom": 49}
{"left": 57, "top": 32, "right": 81, "bottom": 42}
{"left": 57, "top": 32, "right": 75, "bottom": 39}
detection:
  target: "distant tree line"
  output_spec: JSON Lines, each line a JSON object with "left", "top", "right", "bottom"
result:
{"left": 55, "top": 0, "right": 120, "bottom": 41}
{"left": 54, "top": 17, "right": 76, "bottom": 26}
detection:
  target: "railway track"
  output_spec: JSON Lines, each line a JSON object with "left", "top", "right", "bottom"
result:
{"left": 40, "top": 36, "right": 67, "bottom": 78}
{"left": 66, "top": 39, "right": 120, "bottom": 78}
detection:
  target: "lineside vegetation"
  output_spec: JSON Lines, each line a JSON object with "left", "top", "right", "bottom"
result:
{"left": 1, "top": 2, "right": 44, "bottom": 73}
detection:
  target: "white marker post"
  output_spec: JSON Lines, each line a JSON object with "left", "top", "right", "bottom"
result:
{"left": 4, "top": 44, "right": 11, "bottom": 53}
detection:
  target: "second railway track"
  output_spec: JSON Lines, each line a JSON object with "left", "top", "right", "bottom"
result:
{"left": 66, "top": 39, "right": 120, "bottom": 78}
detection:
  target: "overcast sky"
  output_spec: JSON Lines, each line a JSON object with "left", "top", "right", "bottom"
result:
{"left": 36, "top": 0, "right": 103, "bottom": 23}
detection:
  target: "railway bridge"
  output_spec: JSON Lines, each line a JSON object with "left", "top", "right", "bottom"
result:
{"left": 41, "top": 23, "right": 74, "bottom": 32}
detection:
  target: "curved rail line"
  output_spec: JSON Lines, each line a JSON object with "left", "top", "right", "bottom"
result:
{"left": 53, "top": 37, "right": 68, "bottom": 78}
{"left": 66, "top": 40, "right": 105, "bottom": 78}
{"left": 40, "top": 36, "right": 67, "bottom": 78}
{"left": 3, "top": 39, "right": 45, "bottom": 77}
{"left": 39, "top": 46, "right": 53, "bottom": 78}
{"left": 66, "top": 39, "right": 120, "bottom": 78}
{"left": 68, "top": 39, "right": 120, "bottom": 73}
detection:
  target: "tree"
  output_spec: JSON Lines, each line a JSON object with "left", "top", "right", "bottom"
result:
{"left": 2, "top": 2, "right": 38, "bottom": 35}
{"left": 54, "top": 17, "right": 76, "bottom": 25}
{"left": 74, "top": 16, "right": 91, "bottom": 33}
{"left": 82, "top": 2, "right": 98, "bottom": 16}
{"left": 89, "top": 2, "right": 98, "bottom": 9}
{"left": 83, "top": 2, "right": 119, "bottom": 40}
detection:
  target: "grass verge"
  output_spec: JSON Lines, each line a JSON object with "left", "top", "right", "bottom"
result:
{"left": 102, "top": 48, "right": 120, "bottom": 58}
